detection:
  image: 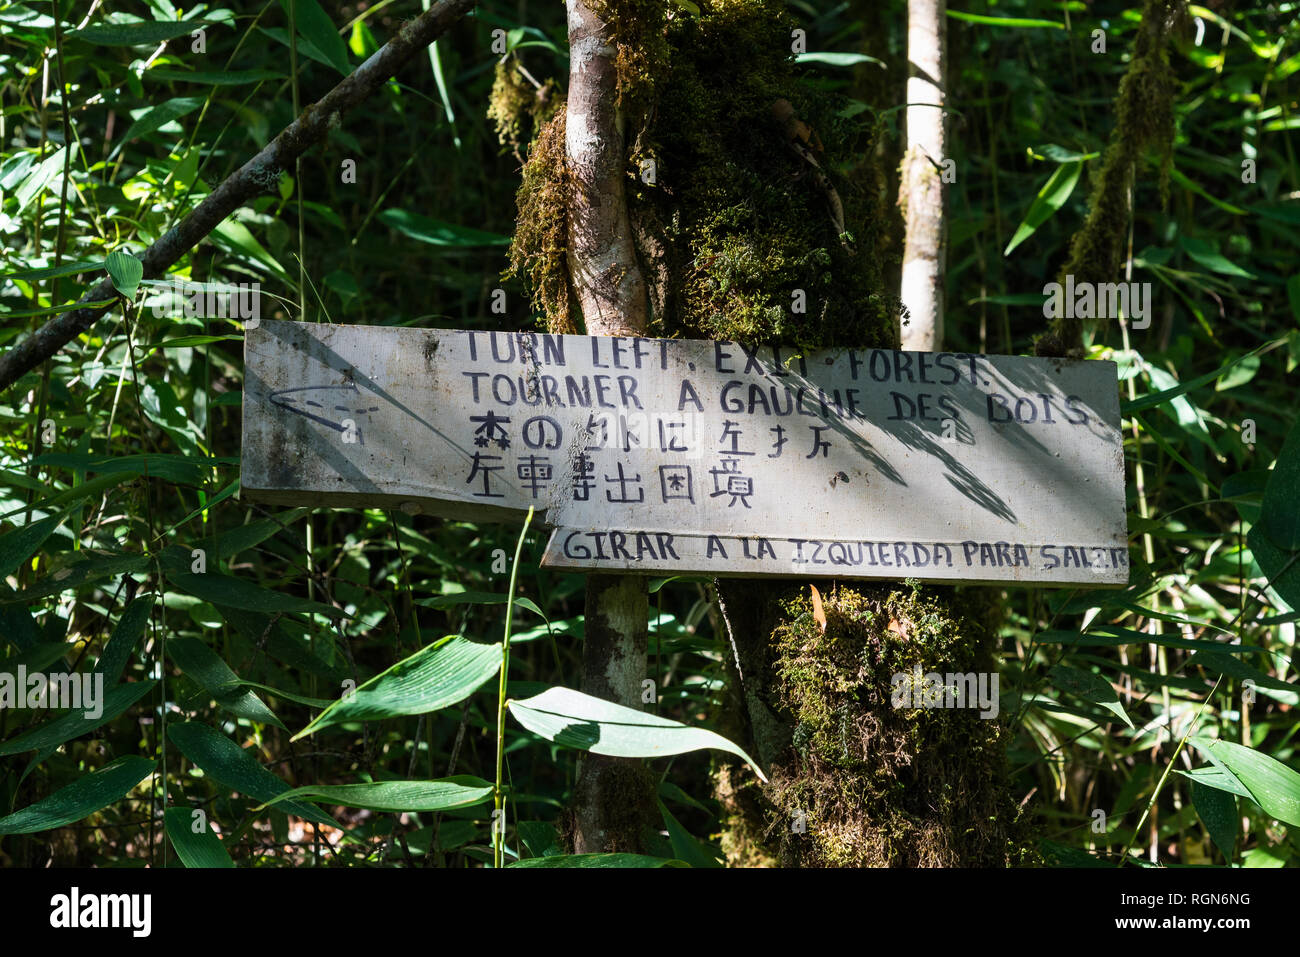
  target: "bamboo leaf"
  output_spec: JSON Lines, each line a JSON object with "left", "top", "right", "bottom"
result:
{"left": 164, "top": 806, "right": 235, "bottom": 868}
{"left": 378, "top": 209, "right": 510, "bottom": 247}
{"left": 0, "top": 680, "right": 155, "bottom": 756}
{"left": 169, "top": 636, "right": 286, "bottom": 729}
{"left": 167, "top": 722, "right": 336, "bottom": 827}
{"left": 508, "top": 853, "right": 688, "bottom": 868}
{"left": 1247, "top": 526, "right": 1300, "bottom": 611}
{"left": 0, "top": 514, "right": 62, "bottom": 579}
{"left": 4, "top": 552, "right": 150, "bottom": 603}
{"left": 1120, "top": 341, "right": 1272, "bottom": 415}
{"left": 0, "top": 260, "right": 103, "bottom": 282}
{"left": 257, "top": 776, "right": 493, "bottom": 814}
{"left": 1192, "top": 781, "right": 1237, "bottom": 861}
{"left": 1005, "top": 161, "right": 1081, "bottom": 255}
{"left": 168, "top": 572, "right": 346, "bottom": 618}
{"left": 95, "top": 595, "right": 156, "bottom": 684}
{"left": 659, "top": 800, "right": 722, "bottom": 868}
{"left": 947, "top": 10, "right": 1064, "bottom": 28}
{"left": 33, "top": 451, "right": 223, "bottom": 486}
{"left": 146, "top": 68, "right": 284, "bottom": 86}
{"left": 1177, "top": 765, "right": 1253, "bottom": 800}
{"left": 1261, "top": 418, "right": 1300, "bottom": 549}
{"left": 278, "top": 0, "right": 351, "bottom": 76}
{"left": 14, "top": 144, "right": 74, "bottom": 214}
{"left": 1048, "top": 664, "right": 1132, "bottom": 728}
{"left": 115, "top": 98, "right": 204, "bottom": 156}
{"left": 1035, "top": 627, "right": 1265, "bottom": 656}
{"left": 416, "top": 590, "right": 547, "bottom": 620}
{"left": 0, "top": 755, "right": 154, "bottom": 834}
{"left": 508, "top": 686, "right": 768, "bottom": 782}
{"left": 293, "top": 635, "right": 501, "bottom": 740}
{"left": 71, "top": 19, "right": 214, "bottom": 46}
{"left": 1190, "top": 739, "right": 1300, "bottom": 827}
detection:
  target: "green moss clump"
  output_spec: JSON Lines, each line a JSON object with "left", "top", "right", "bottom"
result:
{"left": 713, "top": 762, "right": 780, "bottom": 868}
{"left": 749, "top": 585, "right": 1035, "bottom": 867}
{"left": 1039, "top": 0, "right": 1186, "bottom": 357}
{"left": 588, "top": 0, "right": 670, "bottom": 124}
{"left": 635, "top": 0, "right": 896, "bottom": 348}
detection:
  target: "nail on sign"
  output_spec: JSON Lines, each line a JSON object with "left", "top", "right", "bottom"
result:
{"left": 242, "top": 321, "right": 1127, "bottom": 586}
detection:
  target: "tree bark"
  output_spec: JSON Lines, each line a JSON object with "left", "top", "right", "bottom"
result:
{"left": 571, "top": 574, "right": 654, "bottom": 853}
{"left": 564, "top": 0, "right": 647, "bottom": 338}
{"left": 899, "top": 0, "right": 947, "bottom": 351}
{"left": 563, "top": 0, "right": 656, "bottom": 853}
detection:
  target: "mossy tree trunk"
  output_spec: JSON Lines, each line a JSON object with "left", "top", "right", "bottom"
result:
{"left": 561, "top": 0, "right": 658, "bottom": 854}
{"left": 504, "top": 0, "right": 1033, "bottom": 866}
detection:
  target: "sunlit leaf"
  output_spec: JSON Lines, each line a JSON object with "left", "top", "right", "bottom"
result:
{"left": 508, "top": 686, "right": 767, "bottom": 781}
{"left": 293, "top": 635, "right": 501, "bottom": 740}
{"left": 1190, "top": 739, "right": 1300, "bottom": 827}
{"left": 1005, "top": 161, "right": 1081, "bottom": 256}
{"left": 257, "top": 776, "right": 494, "bottom": 814}
{"left": 378, "top": 209, "right": 510, "bottom": 247}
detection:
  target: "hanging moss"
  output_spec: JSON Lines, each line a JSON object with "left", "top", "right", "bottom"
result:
{"left": 587, "top": 0, "right": 670, "bottom": 125}
{"left": 487, "top": 59, "right": 560, "bottom": 156}
{"left": 507, "top": 109, "right": 576, "bottom": 334}
{"left": 1038, "top": 0, "right": 1186, "bottom": 357}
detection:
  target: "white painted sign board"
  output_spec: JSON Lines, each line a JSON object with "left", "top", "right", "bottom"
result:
{"left": 242, "top": 321, "right": 1128, "bottom": 586}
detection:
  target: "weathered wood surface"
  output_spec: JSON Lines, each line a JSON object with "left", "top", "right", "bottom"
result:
{"left": 242, "top": 320, "right": 1127, "bottom": 586}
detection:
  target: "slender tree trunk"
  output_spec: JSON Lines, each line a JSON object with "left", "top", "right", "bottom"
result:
{"left": 572, "top": 575, "right": 654, "bottom": 852}
{"left": 565, "top": 0, "right": 647, "bottom": 337}
{"left": 563, "top": 0, "right": 656, "bottom": 853}
{"left": 899, "top": 0, "right": 947, "bottom": 351}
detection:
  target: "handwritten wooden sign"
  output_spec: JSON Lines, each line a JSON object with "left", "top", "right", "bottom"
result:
{"left": 242, "top": 321, "right": 1127, "bottom": 586}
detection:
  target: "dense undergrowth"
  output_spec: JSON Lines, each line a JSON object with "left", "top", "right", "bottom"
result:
{"left": 0, "top": 0, "right": 1298, "bottom": 867}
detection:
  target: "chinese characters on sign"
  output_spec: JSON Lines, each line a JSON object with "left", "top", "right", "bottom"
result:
{"left": 243, "top": 322, "right": 1127, "bottom": 585}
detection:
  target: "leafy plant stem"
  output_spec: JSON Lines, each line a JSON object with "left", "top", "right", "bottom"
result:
{"left": 494, "top": 506, "right": 534, "bottom": 869}
{"left": 1118, "top": 677, "right": 1222, "bottom": 866}
{"left": 122, "top": 303, "right": 166, "bottom": 865}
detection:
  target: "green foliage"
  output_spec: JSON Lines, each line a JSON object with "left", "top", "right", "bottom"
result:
{"left": 0, "top": 0, "right": 1297, "bottom": 870}
{"left": 0, "top": 756, "right": 155, "bottom": 835}
{"left": 258, "top": 777, "right": 495, "bottom": 814}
